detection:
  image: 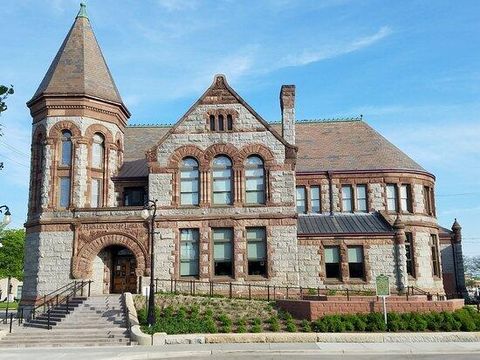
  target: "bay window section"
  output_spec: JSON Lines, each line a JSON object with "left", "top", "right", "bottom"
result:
{"left": 59, "top": 177, "right": 71, "bottom": 208}
{"left": 180, "top": 229, "right": 199, "bottom": 277}
{"left": 212, "top": 156, "right": 233, "bottom": 205}
{"left": 296, "top": 186, "right": 306, "bottom": 213}
{"left": 180, "top": 157, "right": 200, "bottom": 206}
{"left": 91, "top": 178, "right": 102, "bottom": 208}
{"left": 386, "top": 184, "right": 398, "bottom": 212}
{"left": 341, "top": 185, "right": 353, "bottom": 212}
{"left": 60, "top": 130, "right": 72, "bottom": 166}
{"left": 325, "top": 246, "right": 341, "bottom": 279}
{"left": 356, "top": 184, "right": 367, "bottom": 212}
{"left": 247, "top": 227, "right": 267, "bottom": 277}
{"left": 311, "top": 186, "right": 321, "bottom": 213}
{"left": 400, "top": 184, "right": 412, "bottom": 213}
{"left": 348, "top": 246, "right": 365, "bottom": 279}
{"left": 245, "top": 156, "right": 265, "bottom": 205}
{"left": 213, "top": 228, "right": 233, "bottom": 277}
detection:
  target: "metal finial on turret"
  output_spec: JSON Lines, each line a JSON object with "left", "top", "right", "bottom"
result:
{"left": 77, "top": 3, "right": 88, "bottom": 19}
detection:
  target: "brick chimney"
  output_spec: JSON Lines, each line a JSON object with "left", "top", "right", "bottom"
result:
{"left": 280, "top": 85, "right": 295, "bottom": 145}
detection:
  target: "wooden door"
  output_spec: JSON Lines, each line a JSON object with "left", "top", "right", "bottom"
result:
{"left": 112, "top": 256, "right": 137, "bottom": 293}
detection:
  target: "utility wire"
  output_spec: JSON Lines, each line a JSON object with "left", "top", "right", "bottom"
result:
{"left": 0, "top": 151, "right": 30, "bottom": 169}
{"left": 0, "top": 140, "right": 30, "bottom": 157}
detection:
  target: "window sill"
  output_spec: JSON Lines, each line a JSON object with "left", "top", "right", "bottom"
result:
{"left": 245, "top": 275, "right": 269, "bottom": 281}
{"left": 211, "top": 276, "right": 235, "bottom": 282}
{"left": 346, "top": 278, "right": 367, "bottom": 284}
{"left": 324, "top": 279, "right": 343, "bottom": 284}
{"left": 244, "top": 204, "right": 267, "bottom": 207}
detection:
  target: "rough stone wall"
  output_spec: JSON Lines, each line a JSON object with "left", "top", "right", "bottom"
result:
{"left": 91, "top": 251, "right": 106, "bottom": 295}
{"left": 107, "top": 148, "right": 117, "bottom": 206}
{"left": 270, "top": 225, "right": 299, "bottom": 286}
{"left": 149, "top": 173, "right": 173, "bottom": 207}
{"left": 75, "top": 143, "right": 88, "bottom": 207}
{"left": 413, "top": 184, "right": 425, "bottom": 213}
{"left": 270, "top": 171, "right": 295, "bottom": 205}
{"left": 369, "top": 183, "right": 385, "bottom": 211}
{"left": 153, "top": 228, "right": 176, "bottom": 280}
{"left": 298, "top": 244, "right": 321, "bottom": 288}
{"left": 22, "top": 231, "right": 73, "bottom": 300}
{"left": 368, "top": 244, "right": 396, "bottom": 280}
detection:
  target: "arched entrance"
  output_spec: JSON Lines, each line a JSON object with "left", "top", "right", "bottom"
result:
{"left": 92, "top": 246, "right": 138, "bottom": 294}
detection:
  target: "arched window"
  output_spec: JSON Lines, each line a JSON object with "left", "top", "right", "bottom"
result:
{"left": 218, "top": 115, "right": 224, "bottom": 131}
{"left": 92, "top": 133, "right": 105, "bottom": 169}
{"left": 60, "top": 130, "right": 72, "bottom": 166}
{"left": 180, "top": 157, "right": 200, "bottom": 206}
{"left": 227, "top": 114, "right": 233, "bottom": 131}
{"left": 209, "top": 115, "right": 215, "bottom": 131}
{"left": 245, "top": 155, "right": 265, "bottom": 204}
{"left": 212, "top": 155, "right": 233, "bottom": 205}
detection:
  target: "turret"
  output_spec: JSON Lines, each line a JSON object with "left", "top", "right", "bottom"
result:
{"left": 26, "top": 3, "right": 130, "bottom": 217}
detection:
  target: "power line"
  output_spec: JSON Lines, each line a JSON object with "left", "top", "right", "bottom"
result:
{"left": 0, "top": 151, "right": 30, "bottom": 169}
{"left": 0, "top": 140, "right": 30, "bottom": 157}
{"left": 437, "top": 192, "right": 480, "bottom": 197}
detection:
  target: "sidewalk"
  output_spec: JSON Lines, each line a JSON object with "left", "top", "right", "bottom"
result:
{"left": 1, "top": 342, "right": 480, "bottom": 360}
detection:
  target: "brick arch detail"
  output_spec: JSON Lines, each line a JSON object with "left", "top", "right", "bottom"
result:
{"left": 72, "top": 232, "right": 148, "bottom": 279}
{"left": 48, "top": 121, "right": 81, "bottom": 139}
{"left": 204, "top": 143, "right": 240, "bottom": 166}
{"left": 33, "top": 124, "right": 47, "bottom": 140}
{"left": 168, "top": 145, "right": 208, "bottom": 170}
{"left": 237, "top": 144, "right": 276, "bottom": 167}
{"left": 84, "top": 123, "right": 114, "bottom": 144}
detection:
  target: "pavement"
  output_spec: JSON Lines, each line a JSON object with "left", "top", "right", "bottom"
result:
{"left": 1, "top": 342, "right": 480, "bottom": 360}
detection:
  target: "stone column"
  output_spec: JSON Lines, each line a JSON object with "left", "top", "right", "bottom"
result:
{"left": 452, "top": 219, "right": 468, "bottom": 297}
{"left": 280, "top": 85, "right": 296, "bottom": 145}
{"left": 393, "top": 216, "right": 408, "bottom": 293}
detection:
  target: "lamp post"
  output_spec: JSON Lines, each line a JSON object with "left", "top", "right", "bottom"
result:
{"left": 141, "top": 199, "right": 158, "bottom": 327}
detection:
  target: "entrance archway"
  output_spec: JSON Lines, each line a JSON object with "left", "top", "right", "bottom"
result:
{"left": 92, "top": 246, "right": 138, "bottom": 294}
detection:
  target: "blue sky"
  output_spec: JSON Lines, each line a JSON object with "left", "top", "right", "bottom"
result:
{"left": 1, "top": 1, "right": 479, "bottom": 254}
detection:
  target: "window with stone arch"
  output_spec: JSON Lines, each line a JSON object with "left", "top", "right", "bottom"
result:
{"left": 212, "top": 155, "right": 233, "bottom": 205}
{"left": 245, "top": 155, "right": 265, "bottom": 205}
{"left": 60, "top": 130, "right": 73, "bottom": 166}
{"left": 90, "top": 132, "right": 105, "bottom": 208}
{"left": 180, "top": 157, "right": 200, "bottom": 206}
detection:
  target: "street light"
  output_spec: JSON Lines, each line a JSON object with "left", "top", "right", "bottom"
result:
{"left": 141, "top": 199, "right": 158, "bottom": 327}
{"left": 0, "top": 205, "right": 11, "bottom": 226}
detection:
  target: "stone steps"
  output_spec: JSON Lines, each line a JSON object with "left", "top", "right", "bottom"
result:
{"left": 0, "top": 294, "right": 133, "bottom": 347}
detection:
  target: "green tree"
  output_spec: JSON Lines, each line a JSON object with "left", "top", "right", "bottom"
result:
{"left": 0, "top": 85, "right": 14, "bottom": 115}
{"left": 0, "top": 229, "right": 25, "bottom": 280}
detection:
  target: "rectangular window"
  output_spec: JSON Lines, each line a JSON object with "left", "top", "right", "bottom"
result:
{"left": 311, "top": 186, "right": 321, "bottom": 213}
{"left": 324, "top": 246, "right": 341, "bottom": 279}
{"left": 424, "top": 186, "right": 434, "bottom": 216}
{"left": 180, "top": 229, "right": 199, "bottom": 277}
{"left": 59, "top": 177, "right": 71, "bottom": 208}
{"left": 400, "top": 184, "right": 412, "bottom": 213}
{"left": 247, "top": 227, "right": 267, "bottom": 277}
{"left": 405, "top": 232, "right": 415, "bottom": 277}
{"left": 341, "top": 185, "right": 353, "bottom": 212}
{"left": 90, "top": 178, "right": 102, "bottom": 208}
{"left": 386, "top": 184, "right": 398, "bottom": 212}
{"left": 124, "top": 187, "right": 146, "bottom": 206}
{"left": 180, "top": 169, "right": 200, "bottom": 206}
{"left": 348, "top": 246, "right": 364, "bottom": 279}
{"left": 356, "top": 184, "right": 368, "bottom": 212}
{"left": 296, "top": 186, "right": 306, "bottom": 213}
{"left": 213, "top": 228, "right": 233, "bottom": 277}
{"left": 431, "top": 234, "right": 441, "bottom": 277}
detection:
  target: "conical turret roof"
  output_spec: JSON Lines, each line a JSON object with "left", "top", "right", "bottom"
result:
{"left": 29, "top": 3, "right": 124, "bottom": 106}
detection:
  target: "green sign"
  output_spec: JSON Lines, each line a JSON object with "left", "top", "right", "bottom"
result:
{"left": 376, "top": 274, "right": 390, "bottom": 296}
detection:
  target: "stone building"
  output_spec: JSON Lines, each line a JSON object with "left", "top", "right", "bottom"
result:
{"left": 21, "top": 4, "right": 466, "bottom": 308}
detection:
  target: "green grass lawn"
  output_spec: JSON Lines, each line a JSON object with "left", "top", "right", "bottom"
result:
{"left": 0, "top": 301, "right": 19, "bottom": 310}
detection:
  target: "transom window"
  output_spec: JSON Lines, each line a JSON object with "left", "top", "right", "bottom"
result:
{"left": 212, "top": 156, "right": 233, "bottom": 205}
{"left": 92, "top": 133, "right": 105, "bottom": 169}
{"left": 180, "top": 157, "right": 200, "bottom": 206}
{"left": 213, "top": 228, "right": 233, "bottom": 277}
{"left": 247, "top": 227, "right": 267, "bottom": 277}
{"left": 245, "top": 156, "right": 265, "bottom": 205}
{"left": 60, "top": 130, "right": 72, "bottom": 166}
{"left": 208, "top": 114, "right": 234, "bottom": 132}
{"left": 180, "top": 229, "right": 199, "bottom": 277}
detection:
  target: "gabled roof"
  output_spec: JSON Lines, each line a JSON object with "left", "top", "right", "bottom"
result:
{"left": 28, "top": 4, "right": 124, "bottom": 106}
{"left": 271, "top": 119, "right": 426, "bottom": 173}
{"left": 145, "top": 74, "right": 295, "bottom": 157}
{"left": 298, "top": 212, "right": 394, "bottom": 236}
{"left": 118, "top": 119, "right": 429, "bottom": 179}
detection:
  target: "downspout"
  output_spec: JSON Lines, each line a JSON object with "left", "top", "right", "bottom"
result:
{"left": 327, "top": 171, "right": 334, "bottom": 215}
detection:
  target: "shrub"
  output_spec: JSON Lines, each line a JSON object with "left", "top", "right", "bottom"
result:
{"left": 285, "top": 320, "right": 297, "bottom": 332}
{"left": 236, "top": 324, "right": 247, "bottom": 333}
{"left": 252, "top": 317, "right": 262, "bottom": 326}
{"left": 251, "top": 324, "right": 262, "bottom": 333}
{"left": 269, "top": 316, "right": 281, "bottom": 332}
{"left": 365, "top": 313, "right": 387, "bottom": 332}
{"left": 205, "top": 318, "right": 218, "bottom": 333}
{"left": 301, "top": 319, "right": 312, "bottom": 332}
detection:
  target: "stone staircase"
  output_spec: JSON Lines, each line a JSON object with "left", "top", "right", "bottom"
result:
{"left": 0, "top": 294, "right": 134, "bottom": 347}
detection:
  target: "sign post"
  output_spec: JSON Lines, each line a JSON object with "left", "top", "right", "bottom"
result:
{"left": 375, "top": 274, "right": 390, "bottom": 325}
